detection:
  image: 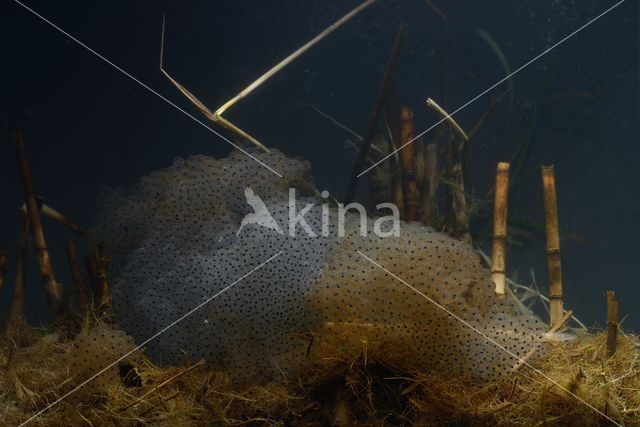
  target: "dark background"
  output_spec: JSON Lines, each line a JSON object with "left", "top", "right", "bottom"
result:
{"left": 0, "top": 1, "right": 638, "bottom": 329}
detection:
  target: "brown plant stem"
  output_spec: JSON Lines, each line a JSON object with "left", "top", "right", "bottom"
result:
{"left": 83, "top": 255, "right": 98, "bottom": 295}
{"left": 345, "top": 23, "right": 406, "bottom": 203}
{"left": 7, "top": 210, "right": 29, "bottom": 332}
{"left": 450, "top": 162, "right": 471, "bottom": 244}
{"left": 607, "top": 291, "right": 618, "bottom": 357}
{"left": 0, "top": 250, "right": 7, "bottom": 301}
{"left": 443, "top": 130, "right": 456, "bottom": 235}
{"left": 491, "top": 162, "right": 510, "bottom": 296}
{"left": 65, "top": 237, "right": 89, "bottom": 311}
{"left": 386, "top": 85, "right": 405, "bottom": 214}
{"left": 541, "top": 165, "right": 563, "bottom": 327}
{"left": 41, "top": 204, "right": 87, "bottom": 235}
{"left": 399, "top": 106, "right": 419, "bottom": 221}
{"left": 15, "top": 131, "right": 67, "bottom": 321}
{"left": 428, "top": 99, "right": 471, "bottom": 242}
{"left": 94, "top": 243, "right": 111, "bottom": 311}
{"left": 418, "top": 142, "right": 438, "bottom": 226}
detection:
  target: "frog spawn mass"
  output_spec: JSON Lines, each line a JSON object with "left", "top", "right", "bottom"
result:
{"left": 95, "top": 149, "right": 545, "bottom": 384}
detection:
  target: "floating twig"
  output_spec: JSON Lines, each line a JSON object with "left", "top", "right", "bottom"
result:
{"left": 541, "top": 165, "right": 563, "bottom": 327}
{"left": 15, "top": 131, "right": 67, "bottom": 321}
{"left": 345, "top": 22, "right": 406, "bottom": 203}
{"left": 491, "top": 162, "right": 510, "bottom": 296}
{"left": 162, "top": 0, "right": 378, "bottom": 152}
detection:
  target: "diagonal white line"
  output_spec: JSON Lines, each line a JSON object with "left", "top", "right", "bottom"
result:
{"left": 11, "top": 0, "right": 283, "bottom": 178}
{"left": 356, "top": 250, "right": 622, "bottom": 426}
{"left": 359, "top": 0, "right": 627, "bottom": 177}
{"left": 19, "top": 251, "right": 283, "bottom": 426}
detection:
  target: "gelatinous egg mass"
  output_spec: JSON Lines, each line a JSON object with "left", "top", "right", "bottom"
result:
{"left": 96, "top": 150, "right": 545, "bottom": 384}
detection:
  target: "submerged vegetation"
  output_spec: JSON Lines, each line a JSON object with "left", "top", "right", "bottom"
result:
{"left": 1, "top": 321, "right": 639, "bottom": 425}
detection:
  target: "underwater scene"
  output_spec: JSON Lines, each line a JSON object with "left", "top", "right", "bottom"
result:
{"left": 0, "top": 1, "right": 639, "bottom": 426}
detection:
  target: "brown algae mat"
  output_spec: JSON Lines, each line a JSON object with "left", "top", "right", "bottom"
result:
{"left": 1, "top": 322, "right": 639, "bottom": 426}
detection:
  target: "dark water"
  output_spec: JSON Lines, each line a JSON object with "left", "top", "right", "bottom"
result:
{"left": 0, "top": 1, "right": 638, "bottom": 330}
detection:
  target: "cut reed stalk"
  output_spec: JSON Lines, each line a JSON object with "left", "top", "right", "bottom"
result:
{"left": 15, "top": 132, "right": 67, "bottom": 321}
{"left": 541, "top": 165, "right": 563, "bottom": 327}
{"left": 491, "top": 162, "right": 510, "bottom": 296}
{"left": 607, "top": 291, "right": 618, "bottom": 357}
{"left": 400, "top": 106, "right": 419, "bottom": 221}
{"left": 65, "top": 237, "right": 89, "bottom": 311}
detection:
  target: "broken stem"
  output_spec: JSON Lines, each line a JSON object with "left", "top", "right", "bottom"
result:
{"left": 426, "top": 97, "right": 469, "bottom": 142}
{"left": 15, "top": 131, "right": 67, "bottom": 321}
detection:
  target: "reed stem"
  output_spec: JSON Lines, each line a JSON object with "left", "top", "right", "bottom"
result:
{"left": 491, "top": 162, "right": 510, "bottom": 296}
{"left": 541, "top": 165, "right": 563, "bottom": 327}
{"left": 15, "top": 131, "right": 67, "bottom": 321}
{"left": 65, "top": 237, "right": 89, "bottom": 311}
